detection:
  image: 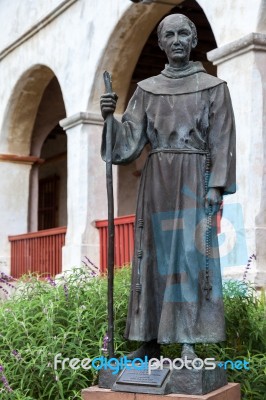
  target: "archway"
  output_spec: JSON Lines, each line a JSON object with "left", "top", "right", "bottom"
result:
{"left": 1, "top": 65, "right": 55, "bottom": 155}
{"left": 1, "top": 65, "right": 67, "bottom": 277}
{"left": 88, "top": 2, "right": 173, "bottom": 114}
{"left": 1, "top": 65, "right": 67, "bottom": 233}
{"left": 29, "top": 75, "right": 67, "bottom": 232}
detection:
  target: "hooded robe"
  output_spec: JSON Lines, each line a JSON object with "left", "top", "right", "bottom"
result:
{"left": 101, "top": 62, "right": 236, "bottom": 344}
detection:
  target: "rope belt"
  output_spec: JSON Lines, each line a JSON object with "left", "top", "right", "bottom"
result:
{"left": 149, "top": 148, "right": 208, "bottom": 156}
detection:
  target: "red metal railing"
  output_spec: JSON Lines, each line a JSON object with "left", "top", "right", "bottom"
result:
{"left": 95, "top": 215, "right": 135, "bottom": 273}
{"left": 9, "top": 227, "right": 67, "bottom": 278}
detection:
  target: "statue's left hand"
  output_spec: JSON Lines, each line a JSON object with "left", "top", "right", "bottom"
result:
{"left": 204, "top": 188, "right": 222, "bottom": 215}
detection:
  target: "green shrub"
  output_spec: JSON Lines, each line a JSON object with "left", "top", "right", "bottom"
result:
{"left": 0, "top": 267, "right": 265, "bottom": 399}
{"left": 0, "top": 267, "right": 131, "bottom": 399}
{"left": 196, "top": 280, "right": 266, "bottom": 400}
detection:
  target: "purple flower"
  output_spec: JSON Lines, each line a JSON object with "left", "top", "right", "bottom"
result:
{"left": 82, "top": 256, "right": 98, "bottom": 271}
{"left": 0, "top": 286, "right": 8, "bottom": 296}
{"left": 243, "top": 254, "right": 256, "bottom": 281}
{"left": 46, "top": 276, "right": 56, "bottom": 287}
{"left": 0, "top": 365, "right": 12, "bottom": 392}
{"left": 101, "top": 333, "right": 109, "bottom": 354}
{"left": 0, "top": 376, "right": 13, "bottom": 392}
{"left": 0, "top": 277, "right": 15, "bottom": 289}
{"left": 63, "top": 284, "right": 68, "bottom": 301}
{"left": 11, "top": 350, "right": 21, "bottom": 360}
{"left": 0, "top": 272, "right": 14, "bottom": 281}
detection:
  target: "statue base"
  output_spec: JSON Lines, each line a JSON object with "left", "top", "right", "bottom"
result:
{"left": 82, "top": 383, "right": 240, "bottom": 400}
{"left": 98, "top": 364, "right": 227, "bottom": 395}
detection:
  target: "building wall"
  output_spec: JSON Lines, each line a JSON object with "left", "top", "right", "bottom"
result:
{"left": 0, "top": 0, "right": 265, "bottom": 283}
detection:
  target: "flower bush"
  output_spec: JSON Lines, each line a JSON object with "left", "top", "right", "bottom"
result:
{"left": 0, "top": 266, "right": 265, "bottom": 399}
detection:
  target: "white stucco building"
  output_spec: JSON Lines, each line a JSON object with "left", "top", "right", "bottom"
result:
{"left": 0, "top": 0, "right": 265, "bottom": 286}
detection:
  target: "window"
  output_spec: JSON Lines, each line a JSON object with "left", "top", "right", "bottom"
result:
{"left": 38, "top": 175, "right": 59, "bottom": 230}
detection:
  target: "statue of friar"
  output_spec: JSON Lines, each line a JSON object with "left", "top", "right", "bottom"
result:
{"left": 100, "top": 14, "right": 236, "bottom": 361}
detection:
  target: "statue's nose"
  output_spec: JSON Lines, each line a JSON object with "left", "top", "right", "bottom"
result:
{"left": 172, "top": 33, "right": 181, "bottom": 44}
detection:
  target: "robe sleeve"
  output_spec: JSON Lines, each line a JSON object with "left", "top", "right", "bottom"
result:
{"left": 208, "top": 83, "right": 236, "bottom": 195}
{"left": 101, "top": 86, "right": 148, "bottom": 165}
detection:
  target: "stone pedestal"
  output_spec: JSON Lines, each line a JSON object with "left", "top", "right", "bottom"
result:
{"left": 99, "top": 364, "right": 227, "bottom": 396}
{"left": 82, "top": 383, "right": 240, "bottom": 400}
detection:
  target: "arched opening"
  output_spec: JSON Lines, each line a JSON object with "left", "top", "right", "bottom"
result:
{"left": 88, "top": 2, "right": 173, "bottom": 114}
{"left": 1, "top": 65, "right": 54, "bottom": 155}
{"left": 29, "top": 75, "right": 67, "bottom": 232}
{"left": 116, "top": 0, "right": 217, "bottom": 215}
{"left": 37, "top": 124, "right": 67, "bottom": 231}
{"left": 4, "top": 65, "right": 67, "bottom": 277}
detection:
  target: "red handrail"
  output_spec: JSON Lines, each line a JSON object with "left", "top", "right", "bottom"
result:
{"left": 9, "top": 227, "right": 67, "bottom": 278}
{"left": 95, "top": 215, "right": 135, "bottom": 273}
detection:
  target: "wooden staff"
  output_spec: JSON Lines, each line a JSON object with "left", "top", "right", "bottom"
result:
{"left": 103, "top": 71, "right": 115, "bottom": 357}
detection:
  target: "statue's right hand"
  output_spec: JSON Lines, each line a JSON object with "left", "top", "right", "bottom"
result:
{"left": 100, "top": 93, "right": 118, "bottom": 120}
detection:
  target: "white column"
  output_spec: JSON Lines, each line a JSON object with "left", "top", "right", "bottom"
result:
{"left": 60, "top": 112, "right": 118, "bottom": 271}
{"left": 208, "top": 33, "right": 266, "bottom": 286}
{"left": 0, "top": 158, "right": 33, "bottom": 274}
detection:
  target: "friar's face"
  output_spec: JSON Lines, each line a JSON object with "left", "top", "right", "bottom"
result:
{"left": 158, "top": 17, "right": 197, "bottom": 67}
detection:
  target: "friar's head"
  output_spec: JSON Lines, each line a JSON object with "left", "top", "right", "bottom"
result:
{"left": 157, "top": 14, "right": 198, "bottom": 68}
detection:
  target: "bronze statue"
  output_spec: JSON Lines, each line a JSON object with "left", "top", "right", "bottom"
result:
{"left": 100, "top": 14, "right": 236, "bottom": 361}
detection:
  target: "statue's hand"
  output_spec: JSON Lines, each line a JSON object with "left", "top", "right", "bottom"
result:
{"left": 204, "top": 188, "right": 222, "bottom": 215}
{"left": 100, "top": 93, "right": 118, "bottom": 120}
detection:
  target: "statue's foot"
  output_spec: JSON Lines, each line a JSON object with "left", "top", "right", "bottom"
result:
{"left": 126, "top": 339, "right": 160, "bottom": 360}
{"left": 181, "top": 343, "right": 197, "bottom": 361}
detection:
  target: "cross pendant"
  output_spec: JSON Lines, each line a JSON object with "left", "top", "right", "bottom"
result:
{"left": 204, "top": 283, "right": 212, "bottom": 301}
